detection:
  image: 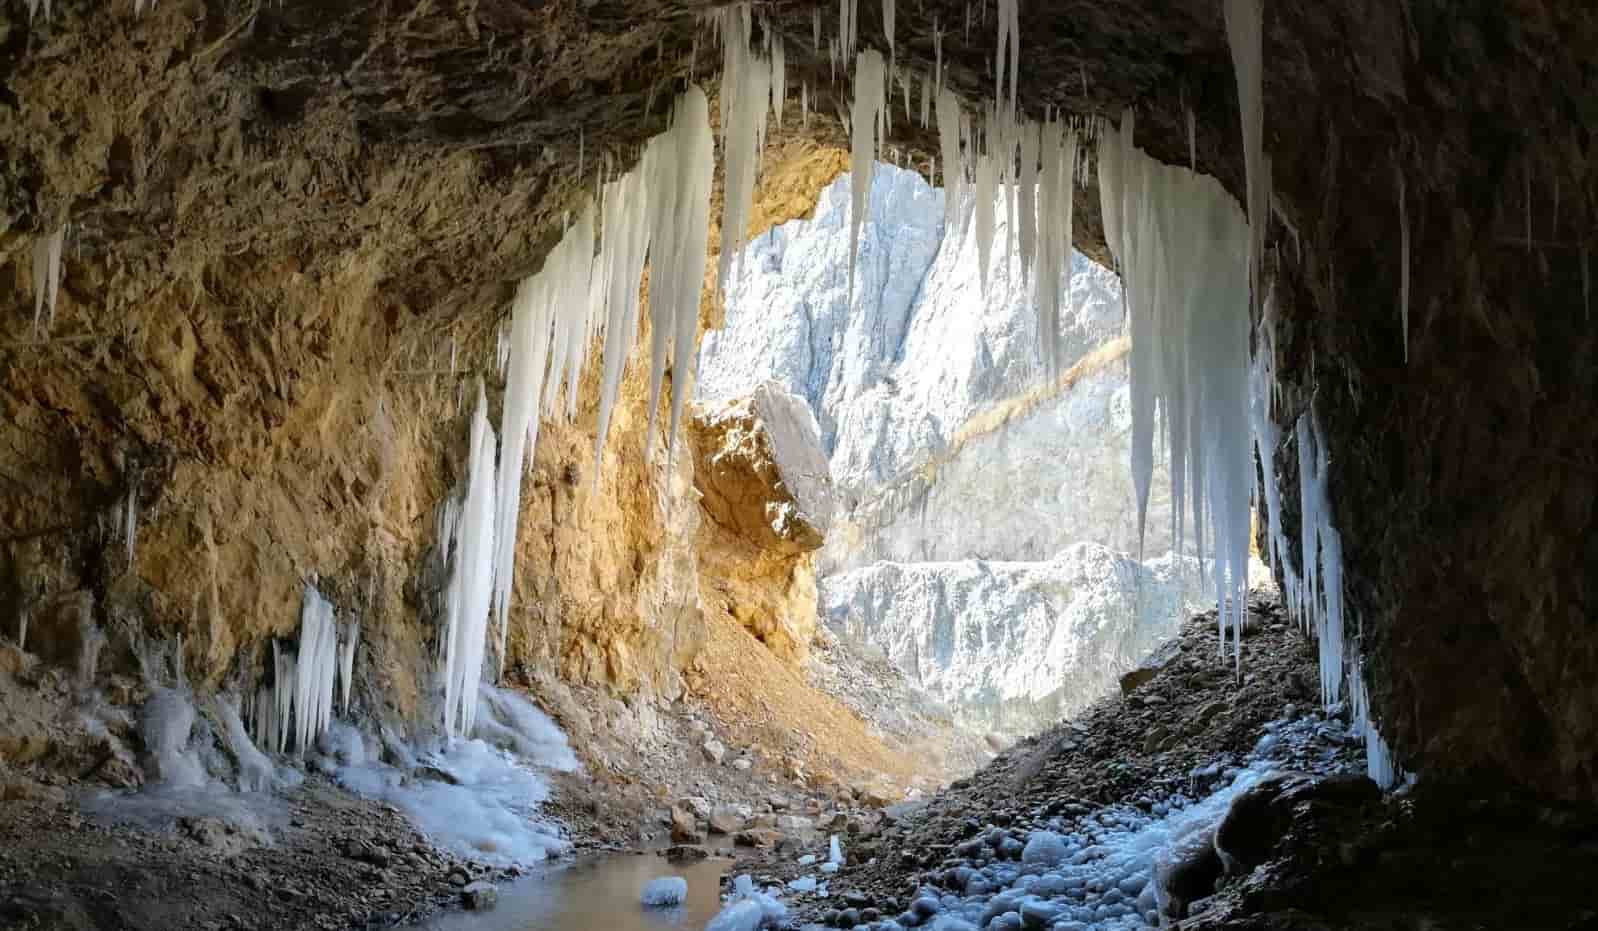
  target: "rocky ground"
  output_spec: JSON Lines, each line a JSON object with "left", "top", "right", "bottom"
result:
{"left": 714, "top": 595, "right": 1598, "bottom": 931}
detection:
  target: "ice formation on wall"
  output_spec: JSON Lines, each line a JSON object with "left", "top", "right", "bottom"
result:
{"left": 1293, "top": 411, "right": 1344, "bottom": 706}
{"left": 292, "top": 584, "right": 340, "bottom": 756}
{"left": 441, "top": 385, "right": 498, "bottom": 740}
{"left": 848, "top": 50, "right": 888, "bottom": 300}
{"left": 715, "top": 4, "right": 772, "bottom": 294}
{"left": 1397, "top": 162, "right": 1410, "bottom": 362}
{"left": 1096, "top": 113, "right": 1253, "bottom": 657}
{"left": 30, "top": 225, "right": 65, "bottom": 333}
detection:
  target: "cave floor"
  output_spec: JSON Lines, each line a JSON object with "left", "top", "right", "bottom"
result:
{"left": 726, "top": 595, "right": 1598, "bottom": 930}
{"left": 0, "top": 774, "right": 504, "bottom": 931}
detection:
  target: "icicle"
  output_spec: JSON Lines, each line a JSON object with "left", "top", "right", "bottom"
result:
{"left": 994, "top": 0, "right": 1019, "bottom": 116}
{"left": 1525, "top": 157, "right": 1532, "bottom": 252}
{"left": 292, "top": 584, "right": 338, "bottom": 756}
{"left": 919, "top": 66, "right": 933, "bottom": 129}
{"left": 770, "top": 38, "right": 787, "bottom": 129}
{"left": 338, "top": 622, "right": 359, "bottom": 715}
{"left": 716, "top": 5, "right": 772, "bottom": 295}
{"left": 1397, "top": 162, "right": 1410, "bottom": 363}
{"left": 812, "top": 7, "right": 822, "bottom": 51}
{"left": 123, "top": 487, "right": 138, "bottom": 568}
{"left": 936, "top": 86, "right": 964, "bottom": 236}
{"left": 973, "top": 152, "right": 996, "bottom": 296}
{"left": 442, "top": 384, "right": 498, "bottom": 739}
{"left": 1098, "top": 114, "right": 1254, "bottom": 660}
{"left": 593, "top": 164, "right": 654, "bottom": 475}
{"left": 934, "top": 19, "right": 944, "bottom": 92}
{"left": 1186, "top": 106, "right": 1197, "bottom": 170}
{"left": 883, "top": 0, "right": 895, "bottom": 54}
{"left": 801, "top": 82, "right": 810, "bottom": 128}
{"left": 847, "top": 50, "right": 888, "bottom": 302}
{"left": 643, "top": 87, "right": 714, "bottom": 458}
{"left": 31, "top": 226, "right": 65, "bottom": 333}
{"left": 1224, "top": 0, "right": 1266, "bottom": 308}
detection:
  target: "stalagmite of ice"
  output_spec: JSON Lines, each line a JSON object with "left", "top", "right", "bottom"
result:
{"left": 141, "top": 687, "right": 207, "bottom": 787}
{"left": 828, "top": 834, "right": 845, "bottom": 865}
{"left": 643, "top": 87, "right": 715, "bottom": 458}
{"left": 216, "top": 695, "right": 274, "bottom": 792}
{"left": 1224, "top": 0, "right": 1266, "bottom": 306}
{"left": 31, "top": 225, "right": 65, "bottom": 333}
{"left": 442, "top": 384, "right": 499, "bottom": 740}
{"left": 1096, "top": 114, "right": 1253, "bottom": 655}
{"left": 847, "top": 50, "right": 888, "bottom": 301}
{"left": 292, "top": 583, "right": 339, "bottom": 756}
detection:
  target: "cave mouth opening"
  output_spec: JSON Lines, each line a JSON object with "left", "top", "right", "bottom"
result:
{"left": 696, "top": 158, "right": 1269, "bottom": 750}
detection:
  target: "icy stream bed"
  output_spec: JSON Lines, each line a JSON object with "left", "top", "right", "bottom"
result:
{"left": 405, "top": 849, "right": 734, "bottom": 931}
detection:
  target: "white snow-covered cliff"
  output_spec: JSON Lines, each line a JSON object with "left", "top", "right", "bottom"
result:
{"left": 823, "top": 545, "right": 1207, "bottom": 737}
{"left": 698, "top": 163, "right": 1192, "bottom": 737}
{"left": 699, "top": 163, "right": 1174, "bottom": 573}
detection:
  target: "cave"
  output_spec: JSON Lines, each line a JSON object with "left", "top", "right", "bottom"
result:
{"left": 1, "top": 1, "right": 1595, "bottom": 929}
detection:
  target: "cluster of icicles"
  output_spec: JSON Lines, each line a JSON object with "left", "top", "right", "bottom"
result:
{"left": 242, "top": 584, "right": 360, "bottom": 758}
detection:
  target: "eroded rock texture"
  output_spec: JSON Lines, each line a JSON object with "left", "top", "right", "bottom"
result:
{"left": 690, "top": 381, "right": 834, "bottom": 664}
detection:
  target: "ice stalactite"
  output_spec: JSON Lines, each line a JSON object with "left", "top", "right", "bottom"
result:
{"left": 292, "top": 583, "right": 339, "bottom": 756}
{"left": 839, "top": 0, "right": 858, "bottom": 61}
{"left": 123, "top": 486, "right": 138, "bottom": 568}
{"left": 1397, "top": 162, "right": 1410, "bottom": 363}
{"left": 1224, "top": 0, "right": 1267, "bottom": 307}
{"left": 994, "top": 0, "right": 1019, "bottom": 116}
{"left": 935, "top": 86, "right": 964, "bottom": 236}
{"left": 1249, "top": 293, "right": 1297, "bottom": 612}
{"left": 442, "top": 384, "right": 498, "bottom": 740}
{"left": 593, "top": 165, "right": 653, "bottom": 475}
{"left": 883, "top": 0, "right": 895, "bottom": 54}
{"left": 1096, "top": 113, "right": 1254, "bottom": 659}
{"left": 1034, "top": 119, "right": 1077, "bottom": 374}
{"left": 715, "top": 4, "right": 772, "bottom": 296}
{"left": 643, "top": 87, "right": 714, "bottom": 458}
{"left": 769, "top": 36, "right": 787, "bottom": 129}
{"left": 1017, "top": 120, "right": 1039, "bottom": 291}
{"left": 847, "top": 50, "right": 888, "bottom": 302}
{"left": 31, "top": 225, "right": 65, "bottom": 333}
{"left": 812, "top": 7, "right": 821, "bottom": 51}
{"left": 1290, "top": 410, "right": 1345, "bottom": 708}
{"left": 1348, "top": 657, "right": 1401, "bottom": 789}
{"left": 338, "top": 622, "right": 359, "bottom": 715}
{"left": 972, "top": 150, "right": 996, "bottom": 296}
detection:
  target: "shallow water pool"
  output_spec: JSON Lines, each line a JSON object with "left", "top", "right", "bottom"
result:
{"left": 408, "top": 850, "right": 731, "bottom": 931}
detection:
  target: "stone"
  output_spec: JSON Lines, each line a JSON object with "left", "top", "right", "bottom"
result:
{"left": 669, "top": 805, "right": 705, "bottom": 844}
{"left": 774, "top": 814, "right": 814, "bottom": 833}
{"left": 733, "top": 828, "right": 781, "bottom": 848}
{"left": 701, "top": 739, "right": 727, "bottom": 765}
{"left": 1119, "top": 638, "right": 1184, "bottom": 696}
{"left": 730, "top": 758, "right": 752, "bottom": 771}
{"left": 708, "top": 807, "right": 746, "bottom": 835}
{"left": 460, "top": 881, "right": 497, "bottom": 911}
{"left": 678, "top": 796, "right": 712, "bottom": 820}
{"left": 665, "top": 845, "right": 709, "bottom": 864}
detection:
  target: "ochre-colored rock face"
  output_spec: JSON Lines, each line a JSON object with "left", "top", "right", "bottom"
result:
{"left": 689, "top": 382, "right": 835, "bottom": 665}
{"left": 2, "top": 1, "right": 1595, "bottom": 801}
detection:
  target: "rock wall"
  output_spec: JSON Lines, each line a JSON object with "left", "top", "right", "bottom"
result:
{"left": 822, "top": 545, "right": 1208, "bottom": 738}
{"left": 688, "top": 382, "right": 835, "bottom": 666}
